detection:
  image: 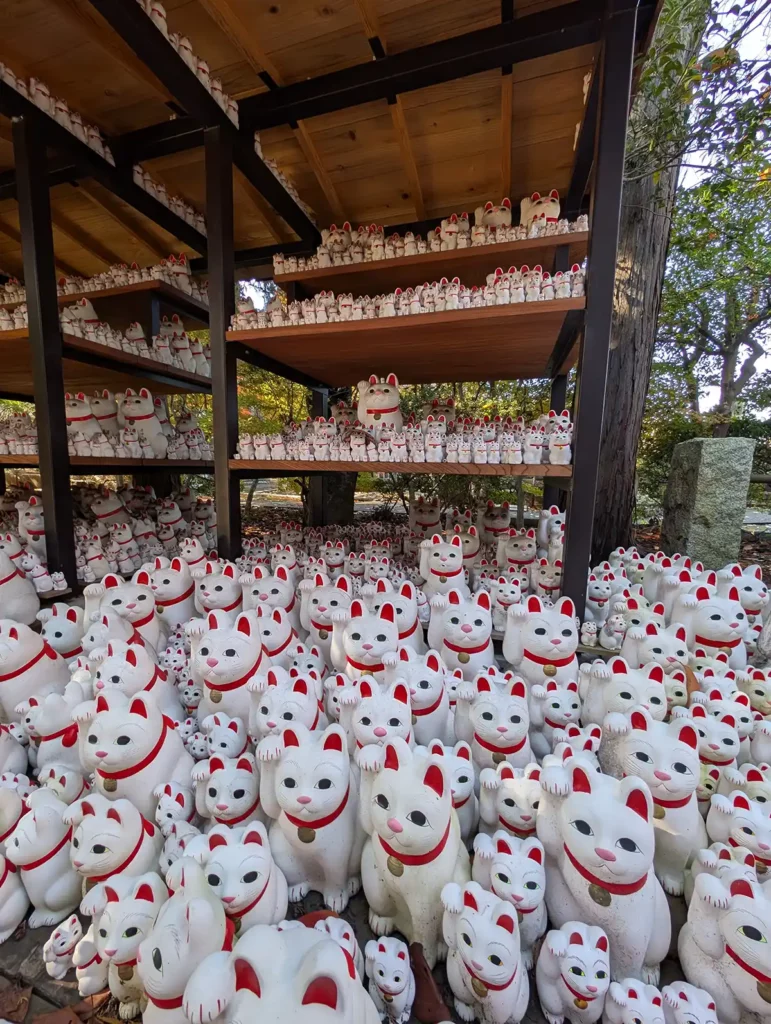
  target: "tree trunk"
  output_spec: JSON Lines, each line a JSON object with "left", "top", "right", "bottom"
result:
{"left": 591, "top": 0, "right": 709, "bottom": 562}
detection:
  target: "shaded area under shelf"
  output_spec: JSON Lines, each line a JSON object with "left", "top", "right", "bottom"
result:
{"left": 230, "top": 458, "right": 571, "bottom": 480}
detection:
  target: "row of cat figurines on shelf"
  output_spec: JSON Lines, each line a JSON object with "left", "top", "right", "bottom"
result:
{"left": 0, "top": 255, "right": 205, "bottom": 307}
{"left": 231, "top": 264, "right": 585, "bottom": 331}
{"left": 0, "top": 565, "right": 768, "bottom": 1023}
{"left": 272, "top": 195, "right": 589, "bottom": 273}
{"left": 0, "top": 60, "right": 205, "bottom": 235}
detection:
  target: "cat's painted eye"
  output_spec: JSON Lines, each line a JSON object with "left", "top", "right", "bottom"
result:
{"left": 710, "top": 614, "right": 721, "bottom": 621}
{"left": 137, "top": 595, "right": 147, "bottom": 601}
{"left": 450, "top": 617, "right": 460, "bottom": 626}
{"left": 741, "top": 826, "right": 755, "bottom": 835}
{"left": 739, "top": 925, "right": 766, "bottom": 941}
{"left": 510, "top": 715, "right": 520, "bottom": 724}
{"left": 595, "top": 970, "right": 607, "bottom": 979}
{"left": 376, "top": 634, "right": 387, "bottom": 642}
{"left": 634, "top": 752, "right": 652, "bottom": 763}
{"left": 458, "top": 775, "right": 468, "bottom": 784}
{"left": 618, "top": 691, "right": 633, "bottom": 700}
{"left": 388, "top": 718, "right": 401, "bottom": 727}
{"left": 723, "top": 738, "right": 735, "bottom": 746}
{"left": 233, "top": 789, "right": 245, "bottom": 799}
{"left": 312, "top": 598, "right": 319, "bottom": 605}
{"left": 481, "top": 712, "right": 494, "bottom": 721}
{"left": 281, "top": 712, "right": 293, "bottom": 721}
{"left": 200, "top": 647, "right": 209, "bottom": 656}
{"left": 260, "top": 706, "right": 268, "bottom": 715}
{"left": 462, "top": 933, "right": 472, "bottom": 946}
{"left": 616, "top": 837, "right": 639, "bottom": 853}
{"left": 360, "top": 716, "right": 371, "bottom": 726}
{"left": 419, "top": 681, "right": 430, "bottom": 689}
{"left": 504, "top": 798, "right": 515, "bottom": 807}
{"left": 571, "top": 819, "right": 593, "bottom": 836}
{"left": 534, "top": 627, "right": 547, "bottom": 636}
{"left": 375, "top": 793, "right": 389, "bottom": 809}
{"left": 561, "top": 629, "right": 572, "bottom": 637}
{"left": 117, "top": 735, "right": 130, "bottom": 745}
{"left": 207, "top": 873, "right": 221, "bottom": 887}
{"left": 351, "top": 632, "right": 361, "bottom": 641}
{"left": 283, "top": 778, "right": 296, "bottom": 788}
{"left": 495, "top": 872, "right": 510, "bottom": 884}
{"left": 525, "top": 880, "right": 539, "bottom": 890}
{"left": 123, "top": 927, "right": 138, "bottom": 938}
{"left": 698, "top": 730, "right": 705, "bottom": 738}
{"left": 673, "top": 762, "right": 690, "bottom": 774}
{"left": 316, "top": 779, "right": 332, "bottom": 790}
{"left": 756, "top": 796, "right": 767, "bottom": 803}
{"left": 88, "top": 735, "right": 98, "bottom": 744}
{"left": 242, "top": 871, "right": 258, "bottom": 883}
{"left": 488, "top": 954, "right": 503, "bottom": 966}
{"left": 208, "top": 787, "right": 217, "bottom": 797}
{"left": 407, "top": 810, "right": 427, "bottom": 826}
{"left": 569, "top": 966, "right": 585, "bottom": 976}
{"left": 92, "top": 844, "right": 107, "bottom": 854}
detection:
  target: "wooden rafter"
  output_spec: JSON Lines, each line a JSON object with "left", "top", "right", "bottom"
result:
{"left": 73, "top": 181, "right": 170, "bottom": 259}
{"left": 0, "top": 215, "right": 81, "bottom": 277}
{"left": 501, "top": 71, "right": 513, "bottom": 198}
{"left": 51, "top": 209, "right": 124, "bottom": 266}
{"left": 234, "top": 168, "right": 289, "bottom": 244}
{"left": 195, "top": 0, "right": 344, "bottom": 223}
{"left": 351, "top": 0, "right": 426, "bottom": 221}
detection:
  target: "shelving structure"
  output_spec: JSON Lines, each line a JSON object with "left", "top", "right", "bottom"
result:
{"left": 1, "top": 0, "right": 657, "bottom": 616}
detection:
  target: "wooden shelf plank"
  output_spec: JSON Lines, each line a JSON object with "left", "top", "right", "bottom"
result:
{"left": 229, "top": 459, "right": 571, "bottom": 478}
{"left": 228, "top": 299, "right": 585, "bottom": 385}
{"left": 275, "top": 233, "right": 588, "bottom": 296}
{"left": 0, "top": 331, "right": 211, "bottom": 397}
{"left": 1, "top": 280, "right": 209, "bottom": 326}
{"left": 0, "top": 454, "right": 213, "bottom": 472}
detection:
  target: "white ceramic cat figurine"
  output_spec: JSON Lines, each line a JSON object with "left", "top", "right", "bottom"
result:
{"left": 529, "top": 679, "right": 581, "bottom": 760}
{"left": 473, "top": 830, "right": 547, "bottom": 969}
{"left": 0, "top": 619, "right": 68, "bottom": 721}
{"left": 478, "top": 761, "right": 542, "bottom": 839}
{"left": 429, "top": 589, "right": 495, "bottom": 680}
{"left": 423, "top": 740, "right": 479, "bottom": 845}
{"left": 200, "top": 713, "right": 250, "bottom": 759}
{"left": 338, "top": 679, "right": 412, "bottom": 761}
{"left": 600, "top": 708, "right": 705, "bottom": 896}
{"left": 661, "top": 983, "right": 718, "bottom": 1024}
{"left": 73, "top": 923, "right": 109, "bottom": 996}
{"left": 678, "top": 874, "right": 771, "bottom": 1024}
{"left": 330, "top": 599, "right": 399, "bottom": 683}
{"left": 502, "top": 595, "right": 578, "bottom": 686}
{"left": 365, "top": 937, "right": 415, "bottom": 1024}
{"left": 357, "top": 374, "right": 403, "bottom": 436}
{"left": 455, "top": 675, "right": 532, "bottom": 772}
{"left": 579, "top": 658, "right": 667, "bottom": 726}
{"left": 189, "top": 610, "right": 271, "bottom": 722}
{"left": 44, "top": 914, "right": 83, "bottom": 979}
{"left": 65, "top": 794, "right": 162, "bottom": 887}
{"left": 705, "top": 790, "right": 771, "bottom": 877}
{"left": 192, "top": 754, "right": 265, "bottom": 831}
{"left": 0, "top": 849, "right": 28, "bottom": 942}
{"left": 384, "top": 648, "right": 453, "bottom": 746}
{"left": 357, "top": 738, "right": 470, "bottom": 968}
{"left": 442, "top": 879, "right": 529, "bottom": 1024}
{"left": 299, "top": 572, "right": 353, "bottom": 661}
{"left": 419, "top": 533, "right": 470, "bottom": 599}
{"left": 257, "top": 723, "right": 363, "bottom": 911}
{"left": 603, "top": 979, "right": 665, "bottom": 1024}
{"left": 535, "top": 922, "right": 610, "bottom": 1024}
{"left": 154, "top": 782, "right": 197, "bottom": 836}
{"left": 536, "top": 757, "right": 670, "bottom": 983}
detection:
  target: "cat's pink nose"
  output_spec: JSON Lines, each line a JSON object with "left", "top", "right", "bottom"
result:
{"left": 759, "top": 842, "right": 770, "bottom": 851}
{"left": 206, "top": 657, "right": 219, "bottom": 668}
{"left": 497, "top": 725, "right": 507, "bottom": 733}
{"left": 709, "top": 743, "right": 720, "bottom": 751}
{"left": 472, "top": 961, "right": 484, "bottom": 971}
{"left": 259, "top": 593, "right": 268, "bottom": 601}
{"left": 550, "top": 639, "right": 562, "bottom": 646}
{"left": 126, "top": 603, "right": 136, "bottom": 610}
{"left": 266, "top": 721, "right": 277, "bottom": 729}
{"left": 296, "top": 795, "right": 312, "bottom": 805}
{"left": 461, "top": 624, "right": 473, "bottom": 634}
{"left": 374, "top": 726, "right": 387, "bottom": 738}
{"left": 520, "top": 814, "right": 532, "bottom": 822}
{"left": 73, "top": 860, "right": 83, "bottom": 868}
{"left": 511, "top": 893, "right": 523, "bottom": 902}
{"left": 216, "top": 803, "right": 228, "bottom": 810}
{"left": 362, "top": 643, "right": 373, "bottom": 651}
{"left": 318, "top": 606, "right": 327, "bottom": 613}
{"left": 730, "top": 623, "right": 739, "bottom": 629}
{"left": 588, "top": 985, "right": 598, "bottom": 994}
{"left": 95, "top": 681, "right": 104, "bottom": 690}
{"left": 222, "top": 896, "right": 235, "bottom": 904}
{"left": 654, "top": 770, "right": 671, "bottom": 781}
{"left": 595, "top": 847, "right": 616, "bottom": 862}
{"left": 387, "top": 817, "right": 403, "bottom": 833}
{"left": 104, "top": 948, "right": 117, "bottom": 957}
{"left": 95, "top": 751, "right": 108, "bottom": 759}
{"left": 410, "top": 688, "right": 416, "bottom": 696}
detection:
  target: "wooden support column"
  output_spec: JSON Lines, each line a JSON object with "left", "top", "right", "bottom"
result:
{"left": 308, "top": 388, "right": 330, "bottom": 526}
{"left": 13, "top": 115, "right": 77, "bottom": 585}
{"left": 543, "top": 373, "right": 568, "bottom": 512}
{"left": 561, "top": 0, "right": 637, "bottom": 618}
{"left": 205, "top": 125, "right": 240, "bottom": 558}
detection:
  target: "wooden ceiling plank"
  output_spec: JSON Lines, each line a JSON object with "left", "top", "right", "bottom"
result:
{"left": 0, "top": 216, "right": 82, "bottom": 278}
{"left": 74, "top": 181, "right": 171, "bottom": 260}
{"left": 50, "top": 209, "right": 123, "bottom": 267}
{"left": 234, "top": 168, "right": 288, "bottom": 244}
{"left": 389, "top": 99, "right": 426, "bottom": 220}
{"left": 352, "top": 0, "right": 382, "bottom": 42}
{"left": 501, "top": 70, "right": 513, "bottom": 197}
{"left": 195, "top": 0, "right": 285, "bottom": 84}
{"left": 292, "top": 121, "right": 346, "bottom": 223}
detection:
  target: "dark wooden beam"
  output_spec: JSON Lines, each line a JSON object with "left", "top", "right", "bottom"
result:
{"left": 206, "top": 125, "right": 240, "bottom": 559}
{"left": 86, "top": 0, "right": 317, "bottom": 243}
{"left": 561, "top": 0, "right": 638, "bottom": 618}
{"left": 565, "top": 68, "right": 600, "bottom": 219}
{"left": 0, "top": 81, "right": 207, "bottom": 253}
{"left": 13, "top": 116, "right": 77, "bottom": 585}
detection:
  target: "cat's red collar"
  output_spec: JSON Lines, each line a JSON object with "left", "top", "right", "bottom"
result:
{"left": 285, "top": 784, "right": 350, "bottom": 831}
{"left": 498, "top": 817, "right": 535, "bottom": 837}
{"left": 0, "top": 641, "right": 58, "bottom": 682}
{"left": 460, "top": 956, "right": 517, "bottom": 992}
{"left": 214, "top": 793, "right": 261, "bottom": 826}
{"left": 347, "top": 655, "right": 384, "bottom": 674}
{"left": 224, "top": 870, "right": 272, "bottom": 920}
{"left": 561, "top": 975, "right": 599, "bottom": 1002}
{"left": 97, "top": 717, "right": 172, "bottom": 782}
{"left": 36, "top": 722, "right": 79, "bottom": 748}
{"left": 379, "top": 816, "right": 451, "bottom": 867}
{"left": 412, "top": 690, "right": 444, "bottom": 717}
{"left": 264, "top": 629, "right": 298, "bottom": 659}
{"left": 90, "top": 818, "right": 156, "bottom": 882}
{"left": 563, "top": 843, "right": 648, "bottom": 895}
{"left": 728, "top": 836, "right": 771, "bottom": 866}
{"left": 19, "top": 827, "right": 72, "bottom": 872}
{"left": 398, "top": 618, "right": 419, "bottom": 641}
{"left": 523, "top": 649, "right": 575, "bottom": 668}
{"left": 155, "top": 584, "right": 195, "bottom": 608}
{"left": 205, "top": 652, "right": 264, "bottom": 693}
{"left": 726, "top": 943, "right": 771, "bottom": 983}
{"left": 444, "top": 638, "right": 491, "bottom": 656}
{"left": 430, "top": 565, "right": 462, "bottom": 578}
{"left": 474, "top": 733, "right": 527, "bottom": 756}
{"left": 694, "top": 634, "right": 742, "bottom": 650}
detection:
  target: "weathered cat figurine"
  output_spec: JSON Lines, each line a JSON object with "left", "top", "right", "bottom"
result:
{"left": 473, "top": 830, "right": 547, "bottom": 969}
{"left": 360, "top": 738, "right": 470, "bottom": 968}
{"left": 365, "top": 936, "right": 415, "bottom": 1024}
{"left": 44, "top": 914, "right": 83, "bottom": 979}
{"left": 502, "top": 595, "right": 578, "bottom": 686}
{"left": 429, "top": 589, "right": 495, "bottom": 680}
{"left": 661, "top": 982, "right": 718, "bottom": 1024}
{"left": 442, "top": 880, "right": 529, "bottom": 1024}
{"left": 478, "top": 761, "right": 542, "bottom": 839}
{"left": 192, "top": 754, "right": 265, "bottom": 831}
{"left": 536, "top": 758, "right": 670, "bottom": 983}
{"left": 257, "top": 723, "right": 363, "bottom": 912}
{"left": 455, "top": 675, "right": 532, "bottom": 772}
{"left": 330, "top": 599, "right": 399, "bottom": 683}
{"left": 535, "top": 922, "right": 610, "bottom": 1024}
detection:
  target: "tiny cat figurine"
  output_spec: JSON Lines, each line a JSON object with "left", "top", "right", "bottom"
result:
{"left": 679, "top": 874, "right": 771, "bottom": 1024}
{"left": 473, "top": 830, "right": 547, "bottom": 969}
{"left": 425, "top": 740, "right": 479, "bottom": 845}
{"left": 154, "top": 782, "right": 197, "bottom": 836}
{"left": 192, "top": 754, "right": 265, "bottom": 831}
{"left": 357, "top": 374, "right": 403, "bottom": 437}
{"left": 478, "top": 761, "right": 542, "bottom": 839}
{"left": 442, "top": 880, "right": 529, "bottom": 1024}
{"left": 383, "top": 648, "right": 453, "bottom": 746}
{"left": 44, "top": 914, "right": 83, "bottom": 979}
{"left": 257, "top": 723, "right": 363, "bottom": 912}
{"left": 537, "top": 757, "right": 670, "bottom": 984}
{"left": 455, "top": 674, "right": 532, "bottom": 772}
{"left": 365, "top": 937, "right": 415, "bottom": 1024}
{"left": 579, "top": 657, "right": 667, "bottom": 726}
{"left": 339, "top": 679, "right": 412, "bottom": 762}
{"left": 535, "top": 922, "right": 610, "bottom": 1024}
{"left": 706, "top": 790, "right": 771, "bottom": 877}
{"left": 359, "top": 738, "right": 470, "bottom": 968}
{"left": 661, "top": 983, "right": 719, "bottom": 1024}
{"left": 529, "top": 679, "right": 581, "bottom": 759}
{"left": 603, "top": 979, "right": 665, "bottom": 1024}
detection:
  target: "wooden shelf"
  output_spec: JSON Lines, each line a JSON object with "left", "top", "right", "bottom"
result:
{"left": 228, "top": 299, "right": 584, "bottom": 385}
{"left": 1, "top": 280, "right": 209, "bottom": 327}
{"left": 229, "top": 459, "right": 571, "bottom": 478}
{"left": 277, "top": 233, "right": 589, "bottom": 296}
{"left": 0, "top": 331, "right": 211, "bottom": 398}
{"left": 0, "top": 455, "right": 213, "bottom": 473}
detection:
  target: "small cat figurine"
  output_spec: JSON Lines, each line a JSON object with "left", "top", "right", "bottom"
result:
{"left": 192, "top": 754, "right": 265, "bottom": 831}
{"left": 535, "top": 921, "right": 610, "bottom": 1024}
{"left": 455, "top": 675, "right": 532, "bottom": 772}
{"left": 478, "top": 761, "right": 542, "bottom": 839}
{"left": 503, "top": 595, "right": 578, "bottom": 687}
{"left": 330, "top": 599, "right": 399, "bottom": 683}
{"left": 339, "top": 679, "right": 412, "bottom": 763}
{"left": 365, "top": 937, "right": 415, "bottom": 1024}
{"left": 429, "top": 589, "right": 495, "bottom": 681}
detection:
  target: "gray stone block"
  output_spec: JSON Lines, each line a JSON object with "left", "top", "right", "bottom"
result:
{"left": 661, "top": 437, "right": 756, "bottom": 566}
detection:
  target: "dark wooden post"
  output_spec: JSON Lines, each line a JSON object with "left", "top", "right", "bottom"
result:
{"left": 13, "top": 116, "right": 77, "bottom": 586}
{"left": 561, "top": 0, "right": 637, "bottom": 618}
{"left": 308, "top": 387, "right": 330, "bottom": 526}
{"left": 543, "top": 373, "right": 568, "bottom": 511}
{"left": 205, "top": 125, "right": 240, "bottom": 559}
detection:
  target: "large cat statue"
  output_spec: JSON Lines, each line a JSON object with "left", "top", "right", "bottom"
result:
{"left": 0, "top": 619, "right": 68, "bottom": 721}
{"left": 536, "top": 758, "right": 671, "bottom": 983}
{"left": 359, "top": 738, "right": 470, "bottom": 969}
{"left": 472, "top": 830, "right": 547, "bottom": 969}
{"left": 257, "top": 723, "right": 363, "bottom": 912}
{"left": 502, "top": 596, "right": 578, "bottom": 686}
{"left": 356, "top": 374, "right": 403, "bottom": 436}
{"left": 678, "top": 874, "right": 771, "bottom": 1024}
{"left": 181, "top": 922, "right": 381, "bottom": 1024}
{"left": 442, "top": 880, "right": 529, "bottom": 1024}
{"left": 535, "top": 921, "right": 610, "bottom": 1024}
